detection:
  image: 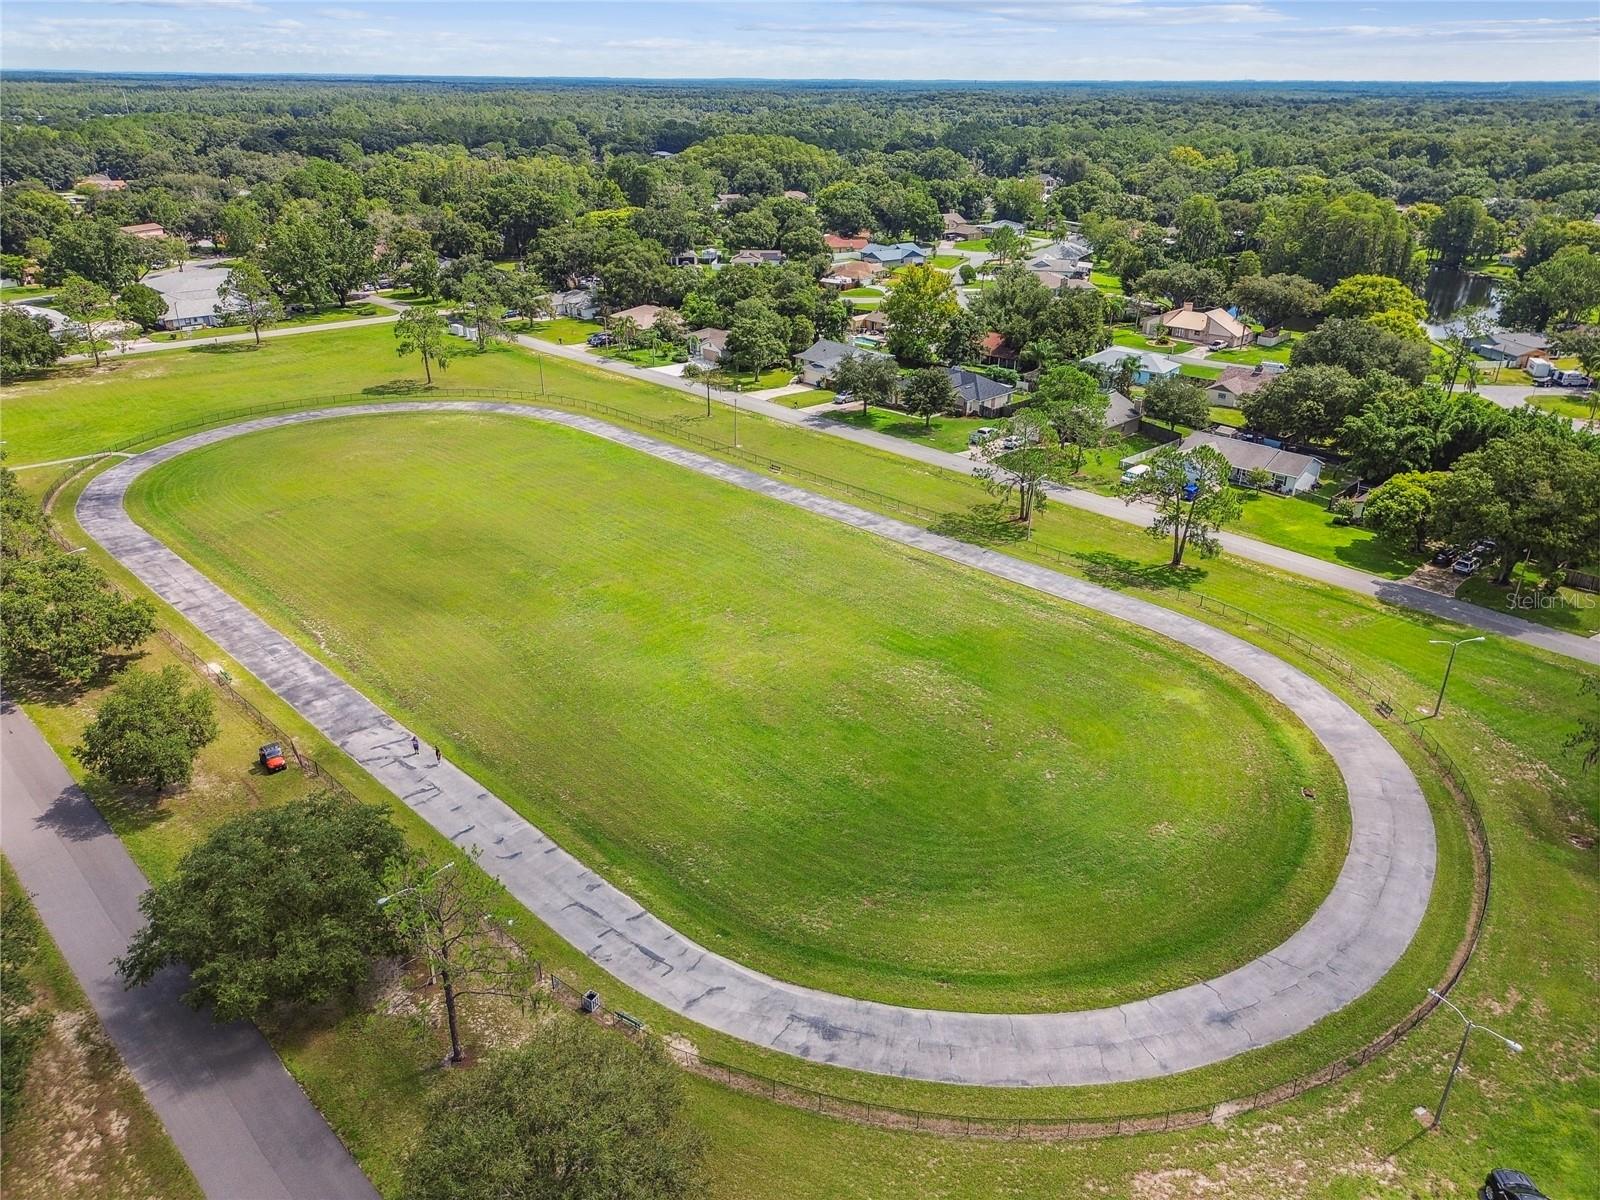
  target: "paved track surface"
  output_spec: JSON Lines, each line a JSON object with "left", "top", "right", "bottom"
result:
{"left": 0, "top": 700, "right": 379, "bottom": 1200}
{"left": 79, "top": 402, "right": 1438, "bottom": 1087}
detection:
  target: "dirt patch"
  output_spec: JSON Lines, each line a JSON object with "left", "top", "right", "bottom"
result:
{"left": 1403, "top": 564, "right": 1463, "bottom": 598}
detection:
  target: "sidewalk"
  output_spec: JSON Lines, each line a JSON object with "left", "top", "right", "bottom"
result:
{"left": 0, "top": 699, "right": 379, "bottom": 1200}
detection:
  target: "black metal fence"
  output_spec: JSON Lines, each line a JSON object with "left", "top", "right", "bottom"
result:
{"left": 48, "top": 390, "right": 1493, "bottom": 1140}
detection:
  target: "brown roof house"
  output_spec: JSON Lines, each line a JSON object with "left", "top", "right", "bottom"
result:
{"left": 1207, "top": 365, "right": 1272, "bottom": 409}
{"left": 119, "top": 222, "right": 169, "bottom": 241}
{"left": 689, "top": 327, "right": 729, "bottom": 363}
{"left": 609, "top": 304, "right": 669, "bottom": 330}
{"left": 977, "top": 332, "right": 1020, "bottom": 368}
{"left": 824, "top": 232, "right": 870, "bottom": 253}
{"left": 821, "top": 260, "right": 881, "bottom": 288}
{"left": 76, "top": 172, "right": 127, "bottom": 191}
{"left": 1142, "top": 301, "right": 1251, "bottom": 349}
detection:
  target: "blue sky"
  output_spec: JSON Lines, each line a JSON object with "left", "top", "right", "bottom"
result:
{"left": 3, "top": 0, "right": 1598, "bottom": 81}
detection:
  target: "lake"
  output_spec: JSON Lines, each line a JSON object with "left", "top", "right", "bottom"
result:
{"left": 1421, "top": 265, "right": 1502, "bottom": 337}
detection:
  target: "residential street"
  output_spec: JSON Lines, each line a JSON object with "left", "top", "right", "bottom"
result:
{"left": 514, "top": 332, "right": 1600, "bottom": 662}
{"left": 0, "top": 700, "right": 379, "bottom": 1200}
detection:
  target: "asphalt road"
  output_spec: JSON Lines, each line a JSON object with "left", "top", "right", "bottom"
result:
{"left": 0, "top": 699, "right": 379, "bottom": 1200}
{"left": 516, "top": 333, "right": 1600, "bottom": 664}
{"left": 77, "top": 402, "right": 1437, "bottom": 1087}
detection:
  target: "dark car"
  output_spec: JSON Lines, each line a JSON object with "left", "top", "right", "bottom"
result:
{"left": 1480, "top": 1168, "right": 1550, "bottom": 1200}
{"left": 1431, "top": 545, "right": 1459, "bottom": 567}
{"left": 586, "top": 332, "right": 613, "bottom": 347}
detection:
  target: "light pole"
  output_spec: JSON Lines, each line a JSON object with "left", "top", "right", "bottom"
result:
{"left": 1427, "top": 636, "right": 1485, "bottom": 718}
{"left": 1425, "top": 988, "right": 1522, "bottom": 1131}
{"left": 377, "top": 859, "right": 454, "bottom": 908}
{"left": 733, "top": 387, "right": 740, "bottom": 448}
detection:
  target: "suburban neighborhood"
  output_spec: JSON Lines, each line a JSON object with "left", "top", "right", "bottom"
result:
{"left": 0, "top": 35, "right": 1596, "bottom": 1200}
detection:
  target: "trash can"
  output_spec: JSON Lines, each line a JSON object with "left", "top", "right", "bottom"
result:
{"left": 580, "top": 989, "right": 600, "bottom": 1014}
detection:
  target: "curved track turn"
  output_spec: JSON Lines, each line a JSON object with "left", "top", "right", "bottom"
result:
{"left": 78, "top": 402, "right": 1436, "bottom": 1087}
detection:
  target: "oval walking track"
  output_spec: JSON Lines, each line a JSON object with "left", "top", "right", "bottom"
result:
{"left": 78, "top": 402, "right": 1437, "bottom": 1089}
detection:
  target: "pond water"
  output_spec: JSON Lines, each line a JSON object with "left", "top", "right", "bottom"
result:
{"left": 1421, "top": 265, "right": 1502, "bottom": 336}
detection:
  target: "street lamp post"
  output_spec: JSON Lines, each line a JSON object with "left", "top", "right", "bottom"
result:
{"left": 1425, "top": 988, "right": 1523, "bottom": 1131}
{"left": 376, "top": 860, "right": 455, "bottom": 909}
{"left": 1427, "top": 636, "right": 1485, "bottom": 718}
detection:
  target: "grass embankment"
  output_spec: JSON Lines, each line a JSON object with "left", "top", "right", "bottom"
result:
{"left": 128, "top": 413, "right": 1347, "bottom": 1015}
{"left": 13, "top": 326, "right": 1599, "bottom": 1197}
{"left": 0, "top": 860, "right": 201, "bottom": 1200}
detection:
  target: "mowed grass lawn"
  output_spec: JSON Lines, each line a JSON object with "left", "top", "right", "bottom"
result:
{"left": 128, "top": 412, "right": 1347, "bottom": 1013}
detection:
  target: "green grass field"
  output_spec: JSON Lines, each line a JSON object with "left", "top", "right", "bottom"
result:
{"left": 127, "top": 412, "right": 1347, "bottom": 1013}
{"left": 16, "top": 326, "right": 1597, "bottom": 1197}
{"left": 1207, "top": 341, "right": 1294, "bottom": 366}
{"left": 517, "top": 315, "right": 604, "bottom": 344}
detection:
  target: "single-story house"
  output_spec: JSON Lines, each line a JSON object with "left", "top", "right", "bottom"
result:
{"left": 783, "top": 189, "right": 810, "bottom": 201}
{"left": 146, "top": 263, "right": 233, "bottom": 331}
{"left": 76, "top": 172, "right": 126, "bottom": 191}
{"left": 689, "top": 327, "right": 729, "bottom": 363}
{"left": 822, "top": 260, "right": 881, "bottom": 287}
{"left": 946, "top": 221, "right": 986, "bottom": 242}
{"left": 552, "top": 287, "right": 598, "bottom": 319}
{"left": 1142, "top": 301, "right": 1252, "bottom": 349}
{"left": 1034, "top": 271, "right": 1096, "bottom": 294}
{"left": 1469, "top": 330, "right": 1551, "bottom": 368}
{"left": 1207, "top": 365, "right": 1272, "bottom": 409}
{"left": 851, "top": 309, "right": 890, "bottom": 335}
{"left": 1080, "top": 346, "right": 1183, "bottom": 386}
{"left": 119, "top": 222, "right": 169, "bottom": 241}
{"left": 729, "top": 248, "right": 785, "bottom": 267}
{"left": 714, "top": 193, "right": 743, "bottom": 209}
{"left": 824, "top": 232, "right": 870, "bottom": 253}
{"left": 978, "top": 331, "right": 1020, "bottom": 369}
{"left": 1178, "top": 431, "right": 1324, "bottom": 495}
{"left": 609, "top": 304, "right": 668, "bottom": 331}
{"left": 794, "top": 338, "right": 893, "bottom": 387}
{"left": 1027, "top": 255, "right": 1091, "bottom": 279}
{"left": 942, "top": 211, "right": 972, "bottom": 237}
{"left": 4, "top": 302, "right": 74, "bottom": 337}
{"left": 947, "top": 368, "right": 1017, "bottom": 418}
{"left": 861, "top": 242, "right": 929, "bottom": 267}
{"left": 1103, "top": 389, "right": 1141, "bottom": 436}
{"left": 983, "top": 219, "right": 1027, "bottom": 236}
{"left": 1033, "top": 237, "right": 1092, "bottom": 263}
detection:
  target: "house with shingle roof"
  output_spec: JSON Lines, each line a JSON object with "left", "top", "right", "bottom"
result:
{"left": 794, "top": 338, "right": 893, "bottom": 387}
{"left": 1142, "top": 301, "right": 1251, "bottom": 348}
{"left": 1207, "top": 365, "right": 1273, "bottom": 408}
{"left": 1177, "top": 431, "right": 1323, "bottom": 494}
{"left": 947, "top": 368, "right": 1017, "bottom": 418}
{"left": 861, "top": 242, "right": 929, "bottom": 267}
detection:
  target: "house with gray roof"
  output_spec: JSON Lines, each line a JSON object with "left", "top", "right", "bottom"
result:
{"left": 1080, "top": 346, "right": 1183, "bottom": 385}
{"left": 146, "top": 262, "right": 233, "bottom": 331}
{"left": 1468, "top": 329, "right": 1550, "bottom": 367}
{"left": 860, "top": 242, "right": 929, "bottom": 267}
{"left": 794, "top": 338, "right": 893, "bottom": 387}
{"left": 947, "top": 368, "right": 1017, "bottom": 418}
{"left": 1178, "top": 431, "right": 1324, "bottom": 495}
{"left": 1103, "top": 389, "right": 1141, "bottom": 435}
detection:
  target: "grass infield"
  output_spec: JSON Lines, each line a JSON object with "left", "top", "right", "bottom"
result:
{"left": 127, "top": 412, "right": 1348, "bottom": 1013}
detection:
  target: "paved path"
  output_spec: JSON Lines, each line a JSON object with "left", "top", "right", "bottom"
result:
{"left": 0, "top": 699, "right": 379, "bottom": 1200}
{"left": 78, "top": 402, "right": 1437, "bottom": 1087}
{"left": 514, "top": 334, "right": 1600, "bottom": 664}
